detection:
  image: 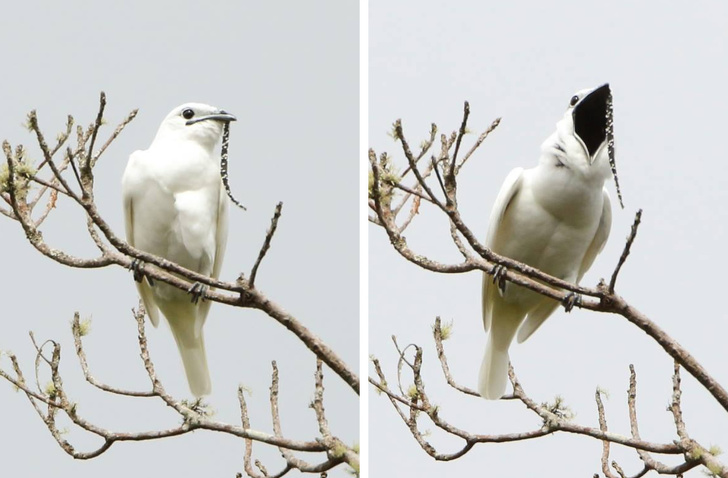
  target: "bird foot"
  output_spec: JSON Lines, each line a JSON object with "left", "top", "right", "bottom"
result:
{"left": 491, "top": 265, "right": 507, "bottom": 295}
{"left": 129, "top": 259, "right": 154, "bottom": 286}
{"left": 562, "top": 292, "right": 582, "bottom": 313}
{"left": 188, "top": 282, "right": 208, "bottom": 304}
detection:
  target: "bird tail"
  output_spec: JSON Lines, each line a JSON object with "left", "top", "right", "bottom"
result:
{"left": 478, "top": 304, "right": 522, "bottom": 400}
{"left": 478, "top": 334, "right": 511, "bottom": 400}
{"left": 166, "top": 311, "right": 211, "bottom": 397}
{"left": 175, "top": 333, "right": 211, "bottom": 397}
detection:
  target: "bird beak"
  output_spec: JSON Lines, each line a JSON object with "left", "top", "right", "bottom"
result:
{"left": 573, "top": 83, "right": 610, "bottom": 164}
{"left": 186, "top": 110, "right": 237, "bottom": 125}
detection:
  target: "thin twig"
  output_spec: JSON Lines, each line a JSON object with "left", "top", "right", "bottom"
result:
{"left": 447, "top": 101, "right": 470, "bottom": 184}
{"left": 455, "top": 117, "right": 501, "bottom": 174}
{"left": 85, "top": 91, "right": 106, "bottom": 176}
{"left": 393, "top": 120, "right": 445, "bottom": 210}
{"left": 249, "top": 202, "right": 283, "bottom": 288}
{"left": 609, "top": 209, "right": 642, "bottom": 293}
{"left": 432, "top": 318, "right": 479, "bottom": 397}
{"left": 400, "top": 123, "right": 437, "bottom": 178}
{"left": 71, "top": 312, "right": 155, "bottom": 397}
{"left": 595, "top": 389, "right": 619, "bottom": 478}
{"left": 392, "top": 157, "right": 437, "bottom": 217}
{"left": 92, "top": 109, "right": 138, "bottom": 165}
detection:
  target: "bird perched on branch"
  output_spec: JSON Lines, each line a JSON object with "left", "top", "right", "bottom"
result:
{"left": 122, "top": 103, "right": 236, "bottom": 397}
{"left": 479, "top": 84, "right": 618, "bottom": 400}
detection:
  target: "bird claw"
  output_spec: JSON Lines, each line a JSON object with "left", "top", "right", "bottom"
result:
{"left": 129, "top": 259, "right": 154, "bottom": 286}
{"left": 188, "top": 282, "right": 208, "bottom": 304}
{"left": 562, "top": 292, "right": 582, "bottom": 313}
{"left": 491, "top": 265, "right": 507, "bottom": 295}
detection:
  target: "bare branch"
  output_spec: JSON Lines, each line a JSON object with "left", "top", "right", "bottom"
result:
{"left": 1, "top": 306, "right": 355, "bottom": 471}
{"left": 455, "top": 117, "right": 501, "bottom": 174}
{"left": 400, "top": 122, "right": 437, "bottom": 179}
{"left": 72, "top": 312, "right": 155, "bottom": 397}
{"left": 432, "top": 318, "right": 479, "bottom": 397}
{"left": 249, "top": 202, "right": 283, "bottom": 288}
{"left": 625, "top": 364, "right": 699, "bottom": 476}
{"left": 393, "top": 120, "right": 445, "bottom": 210}
{"left": 371, "top": 328, "right": 683, "bottom": 467}
{"left": 84, "top": 91, "right": 106, "bottom": 177}
{"left": 92, "top": 108, "right": 138, "bottom": 165}
{"left": 609, "top": 209, "right": 642, "bottom": 293}
{"left": 669, "top": 363, "right": 728, "bottom": 477}
{"left": 596, "top": 389, "right": 619, "bottom": 478}
{"left": 447, "top": 101, "right": 470, "bottom": 185}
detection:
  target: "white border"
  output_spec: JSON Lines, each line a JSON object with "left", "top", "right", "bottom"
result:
{"left": 359, "top": 0, "right": 369, "bottom": 476}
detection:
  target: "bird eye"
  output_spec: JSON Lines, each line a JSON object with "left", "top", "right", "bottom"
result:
{"left": 182, "top": 108, "right": 195, "bottom": 120}
{"left": 569, "top": 95, "right": 579, "bottom": 107}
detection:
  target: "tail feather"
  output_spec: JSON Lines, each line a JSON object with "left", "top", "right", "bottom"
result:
{"left": 479, "top": 302, "right": 524, "bottom": 400}
{"left": 169, "top": 324, "right": 211, "bottom": 397}
{"left": 478, "top": 336, "right": 510, "bottom": 399}
{"left": 162, "top": 301, "right": 211, "bottom": 397}
{"left": 176, "top": 337, "right": 211, "bottom": 397}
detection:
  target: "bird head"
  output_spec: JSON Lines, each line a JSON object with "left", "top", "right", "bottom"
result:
{"left": 542, "top": 84, "right": 624, "bottom": 206}
{"left": 542, "top": 84, "right": 614, "bottom": 181}
{"left": 154, "top": 103, "right": 237, "bottom": 148}
{"left": 569, "top": 84, "right": 611, "bottom": 166}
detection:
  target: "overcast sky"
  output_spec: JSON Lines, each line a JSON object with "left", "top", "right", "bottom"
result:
{"left": 370, "top": 1, "right": 728, "bottom": 476}
{"left": 0, "top": 2, "right": 357, "bottom": 477}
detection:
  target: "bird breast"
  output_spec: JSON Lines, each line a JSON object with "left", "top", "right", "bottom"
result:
{"left": 494, "top": 167, "right": 605, "bottom": 286}
{"left": 147, "top": 140, "right": 220, "bottom": 194}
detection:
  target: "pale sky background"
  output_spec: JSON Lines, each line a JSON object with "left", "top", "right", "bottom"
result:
{"left": 370, "top": 1, "right": 728, "bottom": 477}
{"left": 0, "top": 2, "right": 358, "bottom": 477}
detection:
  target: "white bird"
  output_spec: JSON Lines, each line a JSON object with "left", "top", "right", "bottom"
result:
{"left": 122, "top": 103, "right": 235, "bottom": 397}
{"left": 479, "top": 84, "right": 614, "bottom": 400}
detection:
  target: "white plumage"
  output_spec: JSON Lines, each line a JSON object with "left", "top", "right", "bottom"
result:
{"left": 479, "top": 85, "right": 614, "bottom": 400}
{"left": 122, "top": 103, "right": 235, "bottom": 396}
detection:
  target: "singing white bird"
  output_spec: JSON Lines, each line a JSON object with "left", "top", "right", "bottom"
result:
{"left": 122, "top": 103, "right": 235, "bottom": 397}
{"left": 479, "top": 84, "right": 615, "bottom": 400}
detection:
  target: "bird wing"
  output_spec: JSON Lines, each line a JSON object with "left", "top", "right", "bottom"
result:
{"left": 482, "top": 167, "right": 524, "bottom": 332}
{"left": 122, "top": 151, "right": 160, "bottom": 327}
{"left": 197, "top": 185, "right": 229, "bottom": 325}
{"left": 577, "top": 188, "right": 612, "bottom": 282}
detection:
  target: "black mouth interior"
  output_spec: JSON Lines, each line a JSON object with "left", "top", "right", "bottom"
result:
{"left": 573, "top": 84, "right": 610, "bottom": 157}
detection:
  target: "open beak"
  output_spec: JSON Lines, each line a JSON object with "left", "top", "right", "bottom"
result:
{"left": 186, "top": 110, "right": 237, "bottom": 125}
{"left": 573, "top": 83, "right": 610, "bottom": 162}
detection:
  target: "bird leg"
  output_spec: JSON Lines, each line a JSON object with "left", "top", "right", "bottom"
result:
{"left": 561, "top": 292, "right": 582, "bottom": 313}
{"left": 491, "top": 265, "right": 508, "bottom": 296}
{"left": 129, "top": 259, "right": 154, "bottom": 286}
{"left": 188, "top": 282, "right": 208, "bottom": 304}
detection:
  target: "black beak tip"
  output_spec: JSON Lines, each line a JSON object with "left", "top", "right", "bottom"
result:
{"left": 220, "top": 110, "right": 237, "bottom": 121}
